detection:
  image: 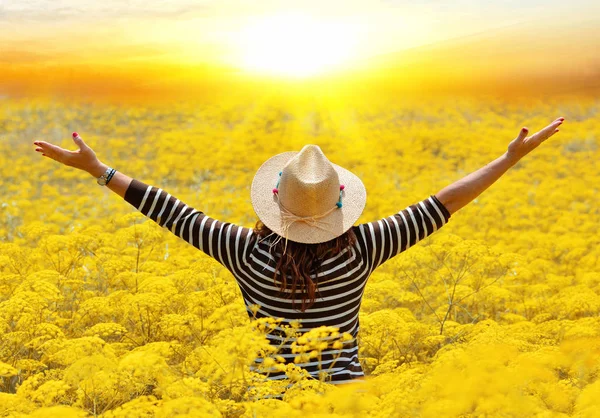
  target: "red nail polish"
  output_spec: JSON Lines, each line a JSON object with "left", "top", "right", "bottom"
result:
{"left": 72, "top": 132, "right": 78, "bottom": 138}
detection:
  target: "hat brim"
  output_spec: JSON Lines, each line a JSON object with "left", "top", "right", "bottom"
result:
{"left": 250, "top": 151, "right": 367, "bottom": 244}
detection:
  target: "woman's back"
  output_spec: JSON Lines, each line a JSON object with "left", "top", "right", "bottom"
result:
{"left": 122, "top": 175, "right": 451, "bottom": 384}
{"left": 240, "top": 228, "right": 367, "bottom": 383}
{"left": 238, "top": 195, "right": 450, "bottom": 383}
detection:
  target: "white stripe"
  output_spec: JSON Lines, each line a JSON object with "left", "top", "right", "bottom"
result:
{"left": 354, "top": 231, "right": 364, "bottom": 257}
{"left": 163, "top": 199, "right": 180, "bottom": 229}
{"left": 253, "top": 359, "right": 362, "bottom": 375}
{"left": 254, "top": 245, "right": 356, "bottom": 279}
{"left": 356, "top": 225, "right": 372, "bottom": 271}
{"left": 261, "top": 303, "right": 361, "bottom": 330}
{"left": 223, "top": 223, "right": 237, "bottom": 272}
{"left": 428, "top": 196, "right": 446, "bottom": 225}
{"left": 259, "top": 377, "right": 367, "bottom": 385}
{"left": 237, "top": 275, "right": 365, "bottom": 315}
{"left": 329, "top": 358, "right": 361, "bottom": 372}
{"left": 366, "top": 223, "right": 377, "bottom": 275}
{"left": 321, "top": 246, "right": 352, "bottom": 266}
{"left": 262, "top": 361, "right": 364, "bottom": 380}
{"left": 231, "top": 228, "right": 249, "bottom": 284}
{"left": 254, "top": 346, "right": 359, "bottom": 361}
{"left": 389, "top": 214, "right": 403, "bottom": 255}
{"left": 264, "top": 323, "right": 359, "bottom": 345}
{"left": 376, "top": 220, "right": 386, "bottom": 268}
{"left": 138, "top": 186, "right": 152, "bottom": 211}
{"left": 236, "top": 257, "right": 368, "bottom": 305}
{"left": 146, "top": 188, "right": 163, "bottom": 219}
{"left": 155, "top": 193, "right": 171, "bottom": 226}
{"left": 417, "top": 204, "right": 429, "bottom": 237}
{"left": 398, "top": 210, "right": 410, "bottom": 251}
{"left": 221, "top": 226, "right": 248, "bottom": 302}
{"left": 244, "top": 289, "right": 363, "bottom": 315}
{"left": 196, "top": 215, "right": 209, "bottom": 250}
{"left": 329, "top": 368, "right": 365, "bottom": 377}
{"left": 406, "top": 207, "right": 422, "bottom": 244}
{"left": 207, "top": 220, "right": 217, "bottom": 258}
{"left": 215, "top": 222, "right": 225, "bottom": 265}
{"left": 177, "top": 209, "right": 200, "bottom": 239}
{"left": 233, "top": 227, "right": 244, "bottom": 273}
{"left": 247, "top": 248, "right": 362, "bottom": 293}
{"left": 186, "top": 213, "right": 201, "bottom": 246}
{"left": 326, "top": 377, "right": 367, "bottom": 384}
{"left": 175, "top": 207, "right": 201, "bottom": 238}
{"left": 169, "top": 204, "right": 189, "bottom": 234}
{"left": 242, "top": 230, "right": 253, "bottom": 261}
{"left": 419, "top": 200, "right": 438, "bottom": 232}
{"left": 265, "top": 308, "right": 360, "bottom": 332}
{"left": 262, "top": 290, "right": 368, "bottom": 330}
{"left": 177, "top": 209, "right": 192, "bottom": 238}
{"left": 385, "top": 217, "right": 394, "bottom": 262}
{"left": 259, "top": 245, "right": 352, "bottom": 268}
{"left": 420, "top": 202, "right": 437, "bottom": 233}
{"left": 242, "top": 249, "right": 365, "bottom": 294}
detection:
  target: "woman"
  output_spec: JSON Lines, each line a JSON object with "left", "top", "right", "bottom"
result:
{"left": 32, "top": 116, "right": 565, "bottom": 385}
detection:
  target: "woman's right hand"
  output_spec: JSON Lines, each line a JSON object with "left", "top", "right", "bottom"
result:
{"left": 506, "top": 117, "right": 565, "bottom": 163}
{"left": 34, "top": 132, "right": 107, "bottom": 177}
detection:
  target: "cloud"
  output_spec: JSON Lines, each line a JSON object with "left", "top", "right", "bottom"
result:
{"left": 0, "top": 0, "right": 214, "bottom": 22}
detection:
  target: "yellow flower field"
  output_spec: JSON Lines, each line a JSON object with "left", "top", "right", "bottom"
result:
{"left": 1, "top": 92, "right": 599, "bottom": 417}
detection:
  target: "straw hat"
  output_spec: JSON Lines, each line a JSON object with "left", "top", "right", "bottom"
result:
{"left": 250, "top": 144, "right": 367, "bottom": 244}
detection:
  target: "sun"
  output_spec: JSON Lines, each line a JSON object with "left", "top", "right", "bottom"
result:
{"left": 232, "top": 12, "right": 360, "bottom": 78}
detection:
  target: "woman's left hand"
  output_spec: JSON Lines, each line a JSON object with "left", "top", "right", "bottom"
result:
{"left": 33, "top": 133, "right": 105, "bottom": 175}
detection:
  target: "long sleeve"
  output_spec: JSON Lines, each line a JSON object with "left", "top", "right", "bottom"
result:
{"left": 354, "top": 195, "right": 451, "bottom": 271}
{"left": 123, "top": 178, "right": 255, "bottom": 270}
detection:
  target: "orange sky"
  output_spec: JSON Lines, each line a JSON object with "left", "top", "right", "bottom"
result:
{"left": 2, "top": 1, "right": 599, "bottom": 100}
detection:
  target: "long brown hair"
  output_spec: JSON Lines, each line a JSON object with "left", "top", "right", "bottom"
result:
{"left": 253, "top": 220, "right": 357, "bottom": 312}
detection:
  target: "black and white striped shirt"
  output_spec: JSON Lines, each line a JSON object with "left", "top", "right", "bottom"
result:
{"left": 123, "top": 178, "right": 451, "bottom": 384}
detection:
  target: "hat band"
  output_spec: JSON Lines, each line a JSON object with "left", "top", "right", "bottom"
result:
{"left": 271, "top": 193, "right": 342, "bottom": 252}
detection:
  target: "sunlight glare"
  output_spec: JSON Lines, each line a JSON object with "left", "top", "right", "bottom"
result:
{"left": 234, "top": 12, "right": 360, "bottom": 78}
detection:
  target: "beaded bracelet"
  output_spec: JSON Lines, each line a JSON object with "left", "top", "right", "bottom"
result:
{"left": 105, "top": 168, "right": 116, "bottom": 185}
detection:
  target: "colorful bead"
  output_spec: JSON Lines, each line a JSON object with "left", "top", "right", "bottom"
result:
{"left": 272, "top": 188, "right": 279, "bottom": 194}
{"left": 336, "top": 202, "right": 343, "bottom": 208}
{"left": 279, "top": 171, "right": 282, "bottom": 176}
{"left": 340, "top": 185, "right": 345, "bottom": 190}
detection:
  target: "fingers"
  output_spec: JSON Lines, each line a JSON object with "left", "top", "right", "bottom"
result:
{"left": 550, "top": 119, "right": 564, "bottom": 129}
{"left": 517, "top": 127, "right": 529, "bottom": 141}
{"left": 72, "top": 132, "right": 89, "bottom": 151}
{"left": 528, "top": 117, "right": 565, "bottom": 146}
{"left": 513, "top": 127, "right": 528, "bottom": 146}
{"left": 540, "top": 120, "right": 562, "bottom": 137}
{"left": 33, "top": 140, "right": 67, "bottom": 162}
{"left": 542, "top": 117, "right": 565, "bottom": 138}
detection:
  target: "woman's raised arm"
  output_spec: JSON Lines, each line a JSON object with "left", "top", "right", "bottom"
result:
{"left": 353, "top": 116, "right": 566, "bottom": 271}
{"left": 33, "top": 133, "right": 255, "bottom": 270}
{"left": 34, "top": 132, "right": 132, "bottom": 198}
{"left": 435, "top": 117, "right": 565, "bottom": 215}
